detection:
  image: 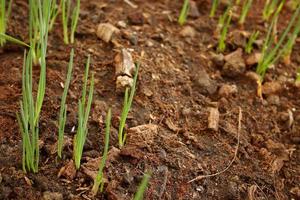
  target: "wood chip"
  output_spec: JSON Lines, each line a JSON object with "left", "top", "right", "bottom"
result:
{"left": 115, "top": 49, "right": 135, "bottom": 77}
{"left": 208, "top": 107, "right": 219, "bottom": 131}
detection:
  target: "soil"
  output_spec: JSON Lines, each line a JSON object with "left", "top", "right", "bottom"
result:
{"left": 0, "top": 0, "right": 300, "bottom": 200}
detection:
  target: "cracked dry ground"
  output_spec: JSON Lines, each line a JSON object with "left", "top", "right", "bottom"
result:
{"left": 0, "top": 0, "right": 300, "bottom": 199}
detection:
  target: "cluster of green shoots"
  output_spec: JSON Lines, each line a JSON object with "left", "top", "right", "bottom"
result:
{"left": 17, "top": 50, "right": 42, "bottom": 173}
{"left": 118, "top": 64, "right": 139, "bottom": 148}
{"left": 256, "top": 4, "right": 300, "bottom": 80}
{"left": 17, "top": 0, "right": 53, "bottom": 173}
{"left": 178, "top": 0, "right": 189, "bottom": 25}
{"left": 0, "top": 0, "right": 12, "bottom": 46}
{"left": 49, "top": 0, "right": 60, "bottom": 31}
{"left": 263, "top": 0, "right": 282, "bottom": 21}
{"left": 73, "top": 55, "right": 95, "bottom": 169}
{"left": 29, "top": 0, "right": 52, "bottom": 65}
{"left": 217, "top": 5, "right": 232, "bottom": 52}
{"left": 210, "top": 0, "right": 219, "bottom": 17}
{"left": 245, "top": 31, "right": 259, "bottom": 54}
{"left": 62, "top": 0, "right": 80, "bottom": 44}
{"left": 238, "top": 0, "right": 253, "bottom": 24}
{"left": 57, "top": 49, "right": 74, "bottom": 158}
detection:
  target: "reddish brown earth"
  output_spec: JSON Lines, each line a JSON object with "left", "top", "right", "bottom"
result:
{"left": 0, "top": 0, "right": 300, "bottom": 199}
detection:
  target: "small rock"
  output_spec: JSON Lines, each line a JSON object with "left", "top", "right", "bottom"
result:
{"left": 246, "top": 52, "right": 262, "bottom": 66}
{"left": 127, "top": 12, "right": 144, "bottom": 25}
{"left": 262, "top": 81, "right": 282, "bottom": 95}
{"left": 116, "top": 76, "right": 133, "bottom": 91}
{"left": 43, "top": 192, "right": 63, "bottom": 200}
{"left": 145, "top": 40, "right": 154, "bottom": 47}
{"left": 245, "top": 71, "right": 260, "bottom": 82}
{"left": 208, "top": 107, "right": 219, "bottom": 131}
{"left": 117, "top": 20, "right": 127, "bottom": 28}
{"left": 223, "top": 48, "right": 246, "bottom": 78}
{"left": 228, "top": 30, "right": 248, "bottom": 48}
{"left": 122, "top": 30, "right": 138, "bottom": 45}
{"left": 142, "top": 87, "right": 153, "bottom": 97}
{"left": 182, "top": 107, "right": 192, "bottom": 116}
{"left": 189, "top": 1, "right": 200, "bottom": 18}
{"left": 211, "top": 53, "right": 224, "bottom": 67}
{"left": 266, "top": 95, "right": 280, "bottom": 106}
{"left": 180, "top": 26, "right": 196, "bottom": 38}
{"left": 194, "top": 70, "right": 217, "bottom": 95}
{"left": 96, "top": 23, "right": 120, "bottom": 43}
{"left": 218, "top": 84, "right": 237, "bottom": 97}
{"left": 58, "top": 160, "right": 76, "bottom": 180}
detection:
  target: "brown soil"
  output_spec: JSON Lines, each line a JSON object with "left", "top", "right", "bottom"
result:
{"left": 0, "top": 0, "right": 300, "bottom": 200}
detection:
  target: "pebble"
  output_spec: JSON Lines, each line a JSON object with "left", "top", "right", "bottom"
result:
{"left": 127, "top": 12, "right": 144, "bottom": 25}
{"left": 222, "top": 48, "right": 246, "bottom": 78}
{"left": 180, "top": 26, "right": 197, "bottom": 38}
{"left": 218, "top": 84, "right": 237, "bottom": 97}
{"left": 211, "top": 52, "right": 224, "bottom": 67}
{"left": 246, "top": 52, "right": 261, "bottom": 66}
{"left": 96, "top": 23, "right": 120, "bottom": 43}
{"left": 194, "top": 70, "right": 217, "bottom": 95}
{"left": 266, "top": 95, "right": 280, "bottom": 106}
{"left": 262, "top": 81, "right": 282, "bottom": 95}
{"left": 146, "top": 40, "right": 154, "bottom": 47}
{"left": 117, "top": 20, "right": 127, "bottom": 28}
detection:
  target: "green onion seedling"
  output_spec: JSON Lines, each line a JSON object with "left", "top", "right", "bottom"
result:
{"left": 61, "top": 0, "right": 80, "bottom": 44}
{"left": 92, "top": 108, "right": 111, "bottom": 196}
{"left": 133, "top": 173, "right": 151, "bottom": 200}
{"left": 29, "top": 0, "right": 52, "bottom": 66}
{"left": 282, "top": 10, "right": 300, "bottom": 64}
{"left": 57, "top": 49, "right": 74, "bottom": 158}
{"left": 210, "top": 0, "right": 219, "bottom": 18}
{"left": 118, "top": 63, "right": 139, "bottom": 148}
{"left": 245, "top": 31, "right": 259, "bottom": 54}
{"left": 178, "top": 0, "right": 189, "bottom": 25}
{"left": 257, "top": 4, "right": 300, "bottom": 80}
{"left": 238, "top": 0, "right": 253, "bottom": 25}
{"left": 17, "top": 50, "right": 43, "bottom": 173}
{"left": 217, "top": 6, "right": 232, "bottom": 53}
{"left": 0, "top": 0, "right": 12, "bottom": 46}
{"left": 262, "top": 0, "right": 280, "bottom": 21}
{"left": 49, "top": 0, "right": 61, "bottom": 31}
{"left": 73, "top": 55, "right": 94, "bottom": 169}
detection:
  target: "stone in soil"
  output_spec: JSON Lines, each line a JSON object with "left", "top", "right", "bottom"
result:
{"left": 127, "top": 12, "right": 144, "bottom": 25}
{"left": 193, "top": 70, "right": 217, "bottom": 95}
{"left": 246, "top": 52, "right": 262, "bottom": 66}
{"left": 218, "top": 84, "right": 238, "bottom": 97}
{"left": 96, "top": 23, "right": 120, "bottom": 43}
{"left": 180, "top": 26, "right": 197, "bottom": 38}
{"left": 222, "top": 48, "right": 246, "bottom": 78}
{"left": 262, "top": 81, "right": 283, "bottom": 95}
